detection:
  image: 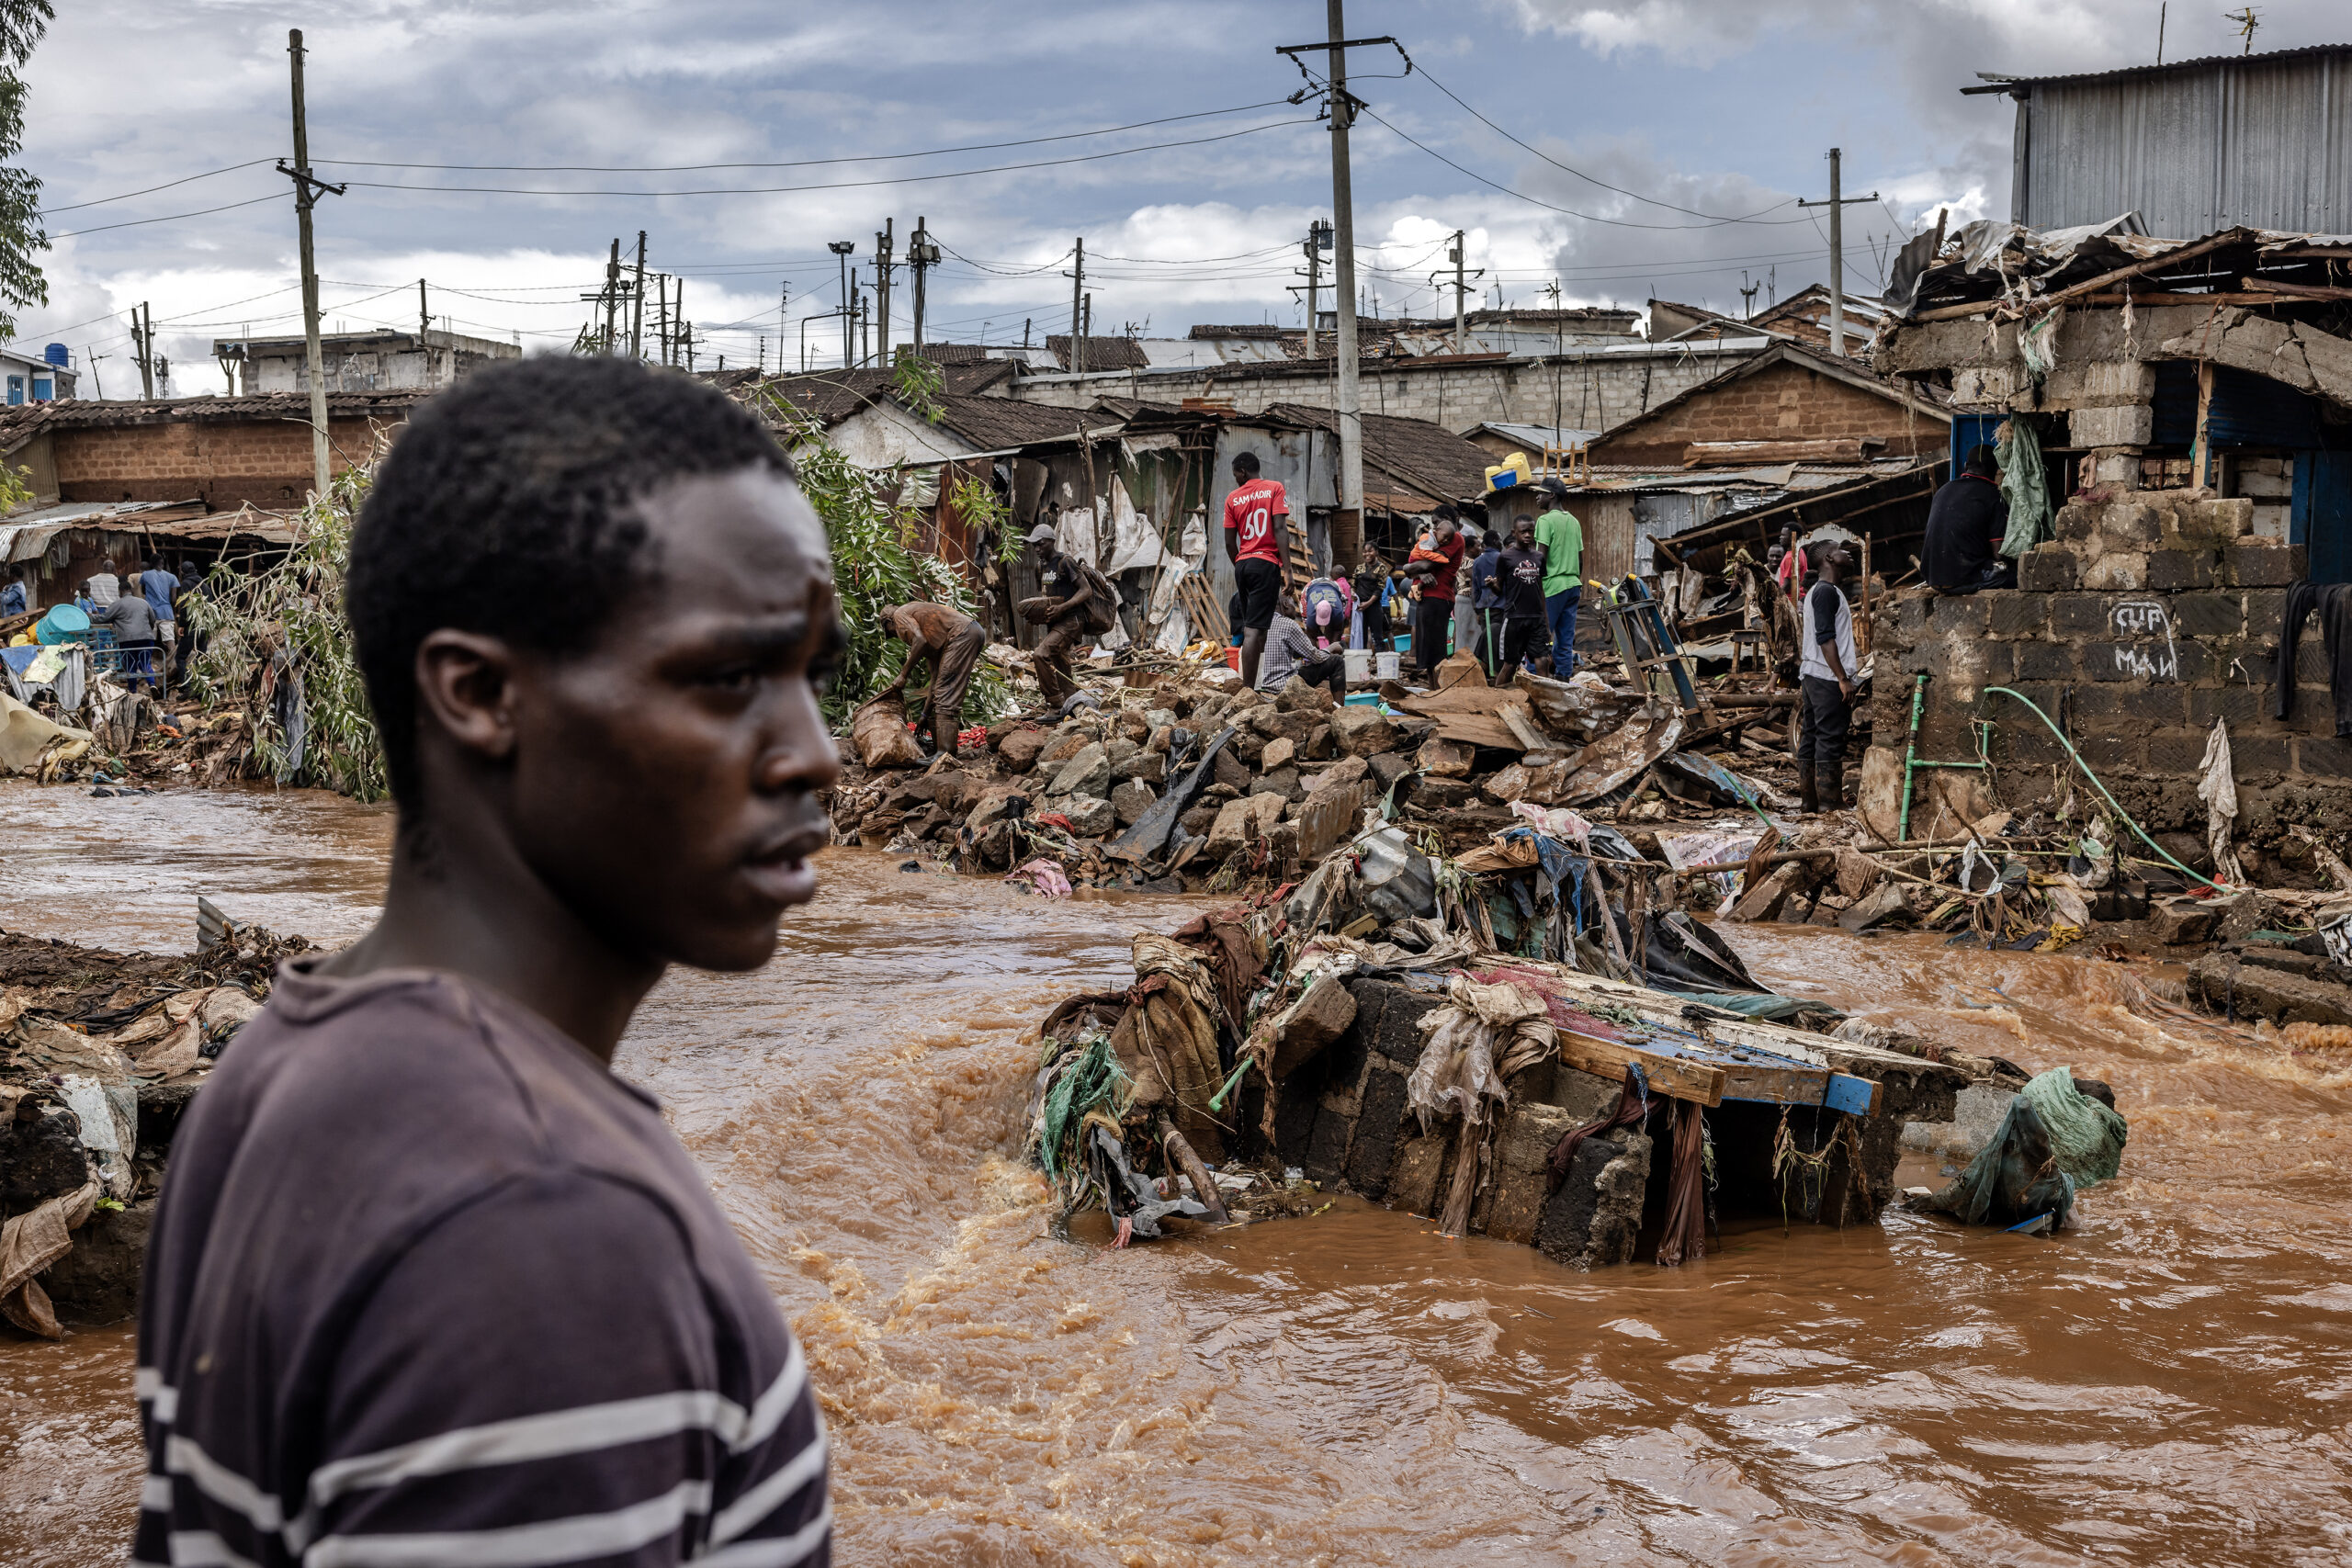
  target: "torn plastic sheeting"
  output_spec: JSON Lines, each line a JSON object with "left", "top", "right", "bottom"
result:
{"left": 1406, "top": 974, "right": 1555, "bottom": 1134}
{"left": 1658, "top": 828, "right": 1764, "bottom": 872}
{"left": 2197, "top": 717, "right": 2246, "bottom": 886}
{"left": 1006, "top": 859, "right": 1074, "bottom": 897}
{"left": 57, "top": 1074, "right": 137, "bottom": 1201}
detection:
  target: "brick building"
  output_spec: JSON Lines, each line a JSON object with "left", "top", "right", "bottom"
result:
{"left": 0, "top": 391, "right": 424, "bottom": 511}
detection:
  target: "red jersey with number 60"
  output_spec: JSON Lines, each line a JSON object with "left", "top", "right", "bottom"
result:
{"left": 1223, "top": 477, "right": 1288, "bottom": 565}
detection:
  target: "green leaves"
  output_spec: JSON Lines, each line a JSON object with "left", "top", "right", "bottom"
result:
{"left": 0, "top": 3, "right": 50, "bottom": 342}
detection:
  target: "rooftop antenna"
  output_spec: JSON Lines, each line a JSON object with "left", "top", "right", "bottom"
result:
{"left": 2224, "top": 6, "right": 2257, "bottom": 52}
{"left": 1739, "top": 272, "right": 1762, "bottom": 318}
{"left": 2156, "top": 2, "right": 2167, "bottom": 63}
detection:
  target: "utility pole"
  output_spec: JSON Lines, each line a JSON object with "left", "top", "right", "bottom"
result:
{"left": 1277, "top": 5, "right": 1387, "bottom": 561}
{"left": 1450, "top": 230, "right": 1466, "bottom": 351}
{"left": 602, "top": 240, "right": 622, "bottom": 354}
{"left": 910, "top": 217, "right": 940, "bottom": 355}
{"left": 875, "top": 220, "right": 894, "bottom": 363}
{"left": 1300, "top": 220, "right": 1330, "bottom": 356}
{"left": 1739, "top": 272, "right": 1761, "bottom": 318}
{"left": 1797, "top": 148, "right": 1878, "bottom": 356}
{"left": 677, "top": 280, "right": 689, "bottom": 370}
{"left": 629, "top": 231, "right": 647, "bottom": 360}
{"left": 1064, "top": 237, "right": 1084, "bottom": 370}
{"left": 828, "top": 240, "right": 855, "bottom": 368}
{"left": 280, "top": 29, "right": 345, "bottom": 499}
{"left": 129, "top": 305, "right": 153, "bottom": 400}
{"left": 417, "top": 278, "right": 429, "bottom": 340}
{"left": 1082, "top": 292, "right": 1093, "bottom": 344}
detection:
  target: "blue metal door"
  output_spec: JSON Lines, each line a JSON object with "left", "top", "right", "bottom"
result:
{"left": 2294, "top": 450, "right": 2352, "bottom": 584}
{"left": 1950, "top": 414, "right": 2002, "bottom": 475}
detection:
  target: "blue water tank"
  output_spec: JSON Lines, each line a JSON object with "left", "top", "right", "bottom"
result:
{"left": 42, "top": 343, "right": 66, "bottom": 367}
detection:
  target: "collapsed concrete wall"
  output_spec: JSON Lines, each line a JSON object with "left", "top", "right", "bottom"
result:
{"left": 1261, "top": 977, "right": 1960, "bottom": 1266}
{"left": 1874, "top": 489, "right": 2345, "bottom": 844}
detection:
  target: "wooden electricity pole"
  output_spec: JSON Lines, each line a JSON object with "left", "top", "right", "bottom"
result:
{"left": 281, "top": 29, "right": 345, "bottom": 499}
{"left": 1065, "top": 237, "right": 1084, "bottom": 369}
{"left": 875, "top": 219, "right": 894, "bottom": 363}
{"left": 1797, "top": 148, "right": 1877, "bottom": 357}
{"left": 629, "top": 231, "right": 647, "bottom": 360}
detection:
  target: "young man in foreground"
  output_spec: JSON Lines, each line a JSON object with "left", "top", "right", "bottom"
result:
{"left": 133, "top": 356, "right": 837, "bottom": 1568}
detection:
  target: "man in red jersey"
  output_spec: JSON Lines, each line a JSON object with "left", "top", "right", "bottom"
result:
{"left": 1222, "top": 449, "right": 1294, "bottom": 690}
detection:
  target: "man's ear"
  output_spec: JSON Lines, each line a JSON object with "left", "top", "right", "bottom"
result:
{"left": 413, "top": 629, "right": 522, "bottom": 764}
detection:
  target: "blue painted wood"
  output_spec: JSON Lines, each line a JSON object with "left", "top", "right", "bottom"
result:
{"left": 1823, "top": 1073, "right": 1879, "bottom": 1116}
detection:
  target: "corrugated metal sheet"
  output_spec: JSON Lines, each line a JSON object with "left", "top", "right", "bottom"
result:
{"left": 2018, "top": 47, "right": 2352, "bottom": 236}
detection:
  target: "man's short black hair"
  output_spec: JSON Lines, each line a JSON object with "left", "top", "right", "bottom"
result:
{"left": 1232, "top": 451, "right": 1260, "bottom": 477}
{"left": 349, "top": 355, "right": 795, "bottom": 807}
{"left": 1963, "top": 443, "right": 1998, "bottom": 477}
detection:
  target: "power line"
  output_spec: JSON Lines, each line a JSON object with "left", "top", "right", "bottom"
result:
{"left": 328, "top": 118, "right": 1315, "bottom": 199}
{"left": 51, "top": 192, "right": 288, "bottom": 241}
{"left": 1407, "top": 59, "right": 1797, "bottom": 226}
{"left": 311, "top": 100, "right": 1299, "bottom": 175}
{"left": 38, "top": 159, "right": 279, "bottom": 216}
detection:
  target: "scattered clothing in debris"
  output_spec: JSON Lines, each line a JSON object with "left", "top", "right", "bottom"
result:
{"left": 1917, "top": 1066, "right": 2127, "bottom": 1231}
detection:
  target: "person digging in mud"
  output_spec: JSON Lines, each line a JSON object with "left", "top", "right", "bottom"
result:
{"left": 1798, "top": 539, "right": 1859, "bottom": 815}
{"left": 131, "top": 356, "right": 835, "bottom": 1568}
{"left": 1019, "top": 520, "right": 1094, "bottom": 710}
{"left": 876, "top": 598, "right": 986, "bottom": 755}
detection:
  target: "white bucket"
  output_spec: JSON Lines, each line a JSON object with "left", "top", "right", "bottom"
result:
{"left": 1374, "top": 650, "right": 1401, "bottom": 680}
{"left": 1344, "top": 648, "right": 1374, "bottom": 684}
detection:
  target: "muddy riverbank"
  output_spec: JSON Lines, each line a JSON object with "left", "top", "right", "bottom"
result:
{"left": 5, "top": 779, "right": 2350, "bottom": 1564}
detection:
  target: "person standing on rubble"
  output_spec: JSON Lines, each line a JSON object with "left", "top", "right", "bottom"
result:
{"left": 1923, "top": 443, "right": 2015, "bottom": 593}
{"left": 1222, "top": 450, "right": 1293, "bottom": 690}
{"left": 876, "top": 599, "right": 986, "bottom": 755}
{"left": 1468, "top": 524, "right": 1505, "bottom": 673}
{"left": 1349, "top": 539, "right": 1394, "bottom": 650}
{"left": 1532, "top": 479, "right": 1584, "bottom": 676}
{"left": 130, "top": 357, "right": 833, "bottom": 1568}
{"left": 1495, "top": 514, "right": 1550, "bottom": 677}
{"left": 1403, "top": 508, "right": 1464, "bottom": 679}
{"left": 1798, "top": 540, "right": 1860, "bottom": 814}
{"left": 1022, "top": 520, "right": 1095, "bottom": 710}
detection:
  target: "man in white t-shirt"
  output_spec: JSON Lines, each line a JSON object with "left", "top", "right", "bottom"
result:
{"left": 1797, "top": 541, "right": 1857, "bottom": 814}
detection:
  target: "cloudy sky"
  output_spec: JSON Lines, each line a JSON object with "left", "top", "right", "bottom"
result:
{"left": 9, "top": 0, "right": 2344, "bottom": 394}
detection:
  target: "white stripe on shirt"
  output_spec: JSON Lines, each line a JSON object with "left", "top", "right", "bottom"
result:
{"left": 695, "top": 1499, "right": 833, "bottom": 1568}
{"left": 136, "top": 1367, "right": 179, "bottom": 1424}
{"left": 705, "top": 1429, "right": 828, "bottom": 1547}
{"left": 166, "top": 1435, "right": 287, "bottom": 1533}
{"left": 301, "top": 1479, "right": 714, "bottom": 1568}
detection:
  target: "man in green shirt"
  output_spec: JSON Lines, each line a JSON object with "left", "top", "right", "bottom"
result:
{"left": 1532, "top": 479, "right": 1585, "bottom": 675}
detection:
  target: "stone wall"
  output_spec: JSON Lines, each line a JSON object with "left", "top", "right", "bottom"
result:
{"left": 1876, "top": 489, "right": 2343, "bottom": 842}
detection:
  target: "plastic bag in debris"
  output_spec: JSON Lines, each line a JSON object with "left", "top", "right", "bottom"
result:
{"left": 2070, "top": 818, "right": 2115, "bottom": 889}
{"left": 57, "top": 1075, "right": 136, "bottom": 1201}
{"left": 1918, "top": 1066, "right": 2126, "bottom": 1232}
{"left": 850, "top": 696, "right": 928, "bottom": 769}
{"left": 1356, "top": 827, "right": 1437, "bottom": 925}
{"left": 1090, "top": 1123, "right": 1206, "bottom": 1243}
{"left": 1406, "top": 974, "right": 1554, "bottom": 1134}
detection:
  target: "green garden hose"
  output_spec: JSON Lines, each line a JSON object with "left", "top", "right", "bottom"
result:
{"left": 1982, "top": 686, "right": 2228, "bottom": 892}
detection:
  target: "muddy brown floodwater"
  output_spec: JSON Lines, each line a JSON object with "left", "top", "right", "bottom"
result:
{"left": 5, "top": 779, "right": 2352, "bottom": 1564}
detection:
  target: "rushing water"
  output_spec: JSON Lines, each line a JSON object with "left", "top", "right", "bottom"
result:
{"left": 4, "top": 778, "right": 2350, "bottom": 1565}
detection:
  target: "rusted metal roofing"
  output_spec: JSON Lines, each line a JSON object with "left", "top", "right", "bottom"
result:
{"left": 925, "top": 396, "right": 1104, "bottom": 452}
{"left": 0, "top": 390, "right": 425, "bottom": 453}
{"left": 1254, "top": 400, "right": 1494, "bottom": 504}
{"left": 1046, "top": 335, "right": 1151, "bottom": 371}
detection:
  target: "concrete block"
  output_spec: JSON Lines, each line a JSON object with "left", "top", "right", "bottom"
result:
{"left": 2224, "top": 542, "right": 2305, "bottom": 588}
{"left": 2298, "top": 738, "right": 2352, "bottom": 779}
{"left": 1388, "top": 1129, "right": 1454, "bottom": 1216}
{"left": 2235, "top": 735, "right": 2293, "bottom": 774}
{"left": 1535, "top": 1130, "right": 1650, "bottom": 1269}
{"left": 2050, "top": 592, "right": 2109, "bottom": 636}
{"left": 2188, "top": 684, "right": 2266, "bottom": 728}
{"left": 2054, "top": 502, "right": 2101, "bottom": 543}
{"left": 2092, "top": 450, "right": 2144, "bottom": 488}
{"left": 2169, "top": 592, "right": 2245, "bottom": 638}
{"left": 1304, "top": 1105, "right": 1355, "bottom": 1184}
{"left": 1113, "top": 749, "right": 1166, "bottom": 784}
{"left": 2251, "top": 503, "right": 2291, "bottom": 540}
{"left": 1927, "top": 594, "right": 1990, "bottom": 636}
{"left": 1900, "top": 1085, "right": 2018, "bottom": 1161}
{"left": 2147, "top": 731, "right": 2208, "bottom": 772}
{"left": 2187, "top": 498, "right": 2256, "bottom": 543}
{"left": 1343, "top": 1066, "right": 1409, "bottom": 1198}
{"left": 1271, "top": 974, "right": 1360, "bottom": 1080}
{"left": 2069, "top": 404, "right": 2154, "bottom": 447}
{"left": 2146, "top": 549, "right": 2214, "bottom": 591}
{"left": 2019, "top": 547, "right": 2077, "bottom": 592}
{"left": 2081, "top": 550, "right": 2148, "bottom": 592}
{"left": 2150, "top": 899, "right": 2218, "bottom": 944}
{"left": 2011, "top": 639, "right": 2075, "bottom": 680}
{"left": 2046, "top": 359, "right": 2155, "bottom": 406}
{"left": 2237, "top": 468, "right": 2292, "bottom": 499}
{"left": 2188, "top": 954, "right": 2352, "bottom": 1027}
{"left": 1987, "top": 592, "right": 2047, "bottom": 637}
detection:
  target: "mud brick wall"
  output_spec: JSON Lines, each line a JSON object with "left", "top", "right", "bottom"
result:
{"left": 1876, "top": 490, "right": 2349, "bottom": 839}
{"left": 1590, "top": 360, "right": 1946, "bottom": 468}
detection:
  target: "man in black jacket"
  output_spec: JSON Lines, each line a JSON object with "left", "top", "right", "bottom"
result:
{"left": 1923, "top": 444, "right": 2014, "bottom": 592}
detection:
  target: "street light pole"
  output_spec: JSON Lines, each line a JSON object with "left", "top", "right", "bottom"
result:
{"left": 829, "top": 241, "right": 856, "bottom": 368}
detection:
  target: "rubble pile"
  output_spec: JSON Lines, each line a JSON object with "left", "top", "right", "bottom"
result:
{"left": 827, "top": 646, "right": 1823, "bottom": 897}
{"left": 0, "top": 903, "right": 302, "bottom": 1337}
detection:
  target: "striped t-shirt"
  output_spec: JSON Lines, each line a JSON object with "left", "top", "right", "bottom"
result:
{"left": 131, "top": 962, "right": 830, "bottom": 1568}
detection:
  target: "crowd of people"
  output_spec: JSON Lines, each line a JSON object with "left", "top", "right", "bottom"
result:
{"left": 2, "top": 554, "right": 193, "bottom": 693}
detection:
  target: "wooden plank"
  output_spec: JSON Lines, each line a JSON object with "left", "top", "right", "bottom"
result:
{"left": 1825, "top": 1073, "right": 1883, "bottom": 1117}
{"left": 1553, "top": 1027, "right": 1725, "bottom": 1107}
{"left": 1717, "top": 1062, "right": 1831, "bottom": 1106}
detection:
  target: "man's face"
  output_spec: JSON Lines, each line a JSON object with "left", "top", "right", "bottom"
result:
{"left": 1513, "top": 519, "right": 1535, "bottom": 548}
{"left": 504, "top": 468, "right": 842, "bottom": 973}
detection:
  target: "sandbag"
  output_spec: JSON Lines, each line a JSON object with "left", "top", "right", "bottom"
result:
{"left": 850, "top": 697, "right": 926, "bottom": 770}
